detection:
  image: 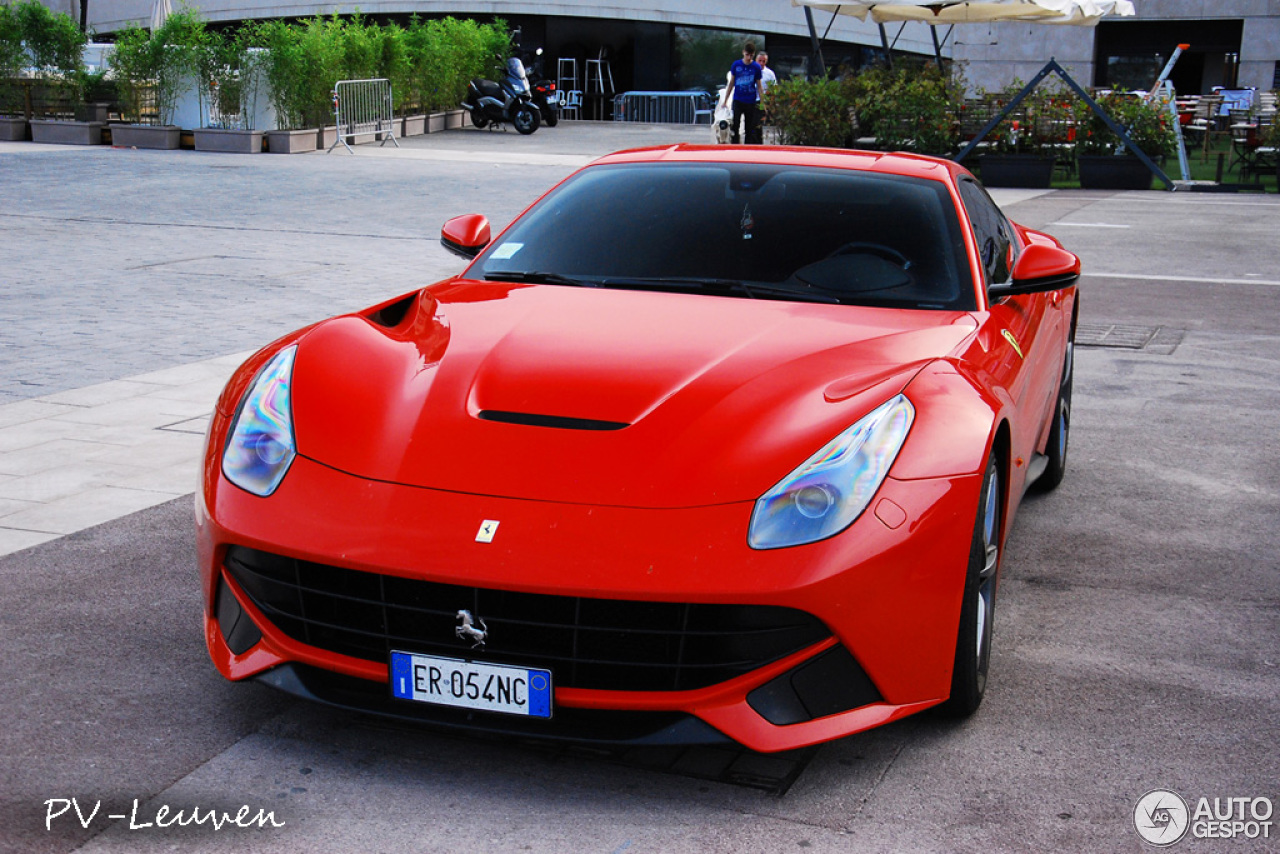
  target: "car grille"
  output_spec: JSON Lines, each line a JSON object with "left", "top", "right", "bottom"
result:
{"left": 224, "top": 546, "right": 830, "bottom": 692}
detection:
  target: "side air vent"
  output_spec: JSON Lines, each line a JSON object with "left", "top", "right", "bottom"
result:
{"left": 477, "top": 411, "right": 629, "bottom": 431}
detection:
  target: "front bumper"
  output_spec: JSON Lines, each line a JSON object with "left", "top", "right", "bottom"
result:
{"left": 198, "top": 451, "right": 978, "bottom": 753}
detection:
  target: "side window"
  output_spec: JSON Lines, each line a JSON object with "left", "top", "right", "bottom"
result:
{"left": 958, "top": 179, "right": 1016, "bottom": 285}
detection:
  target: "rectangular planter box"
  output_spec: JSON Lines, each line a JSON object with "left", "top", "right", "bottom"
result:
{"left": 1078, "top": 155, "right": 1155, "bottom": 190}
{"left": 403, "top": 114, "right": 426, "bottom": 136}
{"left": 110, "top": 124, "right": 181, "bottom": 150}
{"left": 30, "top": 119, "right": 106, "bottom": 145}
{"left": 0, "top": 116, "right": 28, "bottom": 141}
{"left": 194, "top": 127, "right": 263, "bottom": 154}
{"left": 444, "top": 109, "right": 467, "bottom": 130}
{"left": 266, "top": 128, "right": 318, "bottom": 154}
{"left": 427, "top": 113, "right": 447, "bottom": 133}
{"left": 75, "top": 103, "right": 111, "bottom": 122}
{"left": 345, "top": 131, "right": 378, "bottom": 146}
{"left": 318, "top": 126, "right": 338, "bottom": 150}
{"left": 978, "top": 154, "right": 1056, "bottom": 189}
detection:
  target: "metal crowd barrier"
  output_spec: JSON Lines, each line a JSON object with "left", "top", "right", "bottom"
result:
{"left": 328, "top": 78, "right": 400, "bottom": 153}
{"left": 612, "top": 90, "right": 714, "bottom": 125}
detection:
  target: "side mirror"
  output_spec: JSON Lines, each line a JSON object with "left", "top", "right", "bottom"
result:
{"left": 441, "top": 214, "right": 491, "bottom": 259}
{"left": 990, "top": 243, "right": 1081, "bottom": 298}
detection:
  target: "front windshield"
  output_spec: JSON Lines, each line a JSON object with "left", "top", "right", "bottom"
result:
{"left": 472, "top": 162, "right": 975, "bottom": 311}
{"left": 506, "top": 57, "right": 528, "bottom": 91}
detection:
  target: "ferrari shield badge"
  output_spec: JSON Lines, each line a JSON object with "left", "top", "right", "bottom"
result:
{"left": 1001, "top": 329, "right": 1024, "bottom": 359}
{"left": 476, "top": 519, "right": 499, "bottom": 543}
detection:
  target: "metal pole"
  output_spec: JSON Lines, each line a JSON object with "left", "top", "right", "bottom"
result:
{"left": 803, "top": 7, "right": 827, "bottom": 79}
{"left": 879, "top": 24, "right": 893, "bottom": 70}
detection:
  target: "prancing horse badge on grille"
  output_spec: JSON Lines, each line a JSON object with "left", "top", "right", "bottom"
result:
{"left": 455, "top": 609, "right": 488, "bottom": 649}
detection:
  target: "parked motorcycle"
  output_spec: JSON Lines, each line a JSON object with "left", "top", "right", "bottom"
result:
{"left": 462, "top": 56, "right": 540, "bottom": 135}
{"left": 530, "top": 77, "right": 560, "bottom": 128}
{"left": 525, "top": 48, "right": 560, "bottom": 128}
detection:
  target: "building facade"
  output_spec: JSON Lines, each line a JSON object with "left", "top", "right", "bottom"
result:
{"left": 37, "top": 1, "right": 1280, "bottom": 97}
{"left": 950, "top": 1, "right": 1280, "bottom": 95}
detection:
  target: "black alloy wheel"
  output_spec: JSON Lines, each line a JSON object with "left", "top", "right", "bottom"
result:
{"left": 512, "top": 105, "right": 540, "bottom": 135}
{"left": 940, "top": 454, "right": 1002, "bottom": 717}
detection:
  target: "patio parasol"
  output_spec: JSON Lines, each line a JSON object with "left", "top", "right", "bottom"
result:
{"left": 792, "top": 1, "right": 1134, "bottom": 67}
{"left": 790, "top": 0, "right": 1168, "bottom": 188}
{"left": 791, "top": 1, "right": 1133, "bottom": 26}
{"left": 150, "top": 0, "right": 172, "bottom": 32}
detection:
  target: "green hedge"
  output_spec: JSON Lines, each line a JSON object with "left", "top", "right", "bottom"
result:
{"left": 0, "top": 6, "right": 510, "bottom": 129}
{"left": 257, "top": 14, "right": 508, "bottom": 130}
{"left": 1, "top": 0, "right": 87, "bottom": 109}
{"left": 765, "top": 64, "right": 962, "bottom": 156}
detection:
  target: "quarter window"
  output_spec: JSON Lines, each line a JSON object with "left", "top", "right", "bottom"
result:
{"left": 958, "top": 179, "right": 1017, "bottom": 285}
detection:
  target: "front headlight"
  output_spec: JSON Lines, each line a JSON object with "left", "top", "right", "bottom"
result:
{"left": 222, "top": 346, "right": 297, "bottom": 497}
{"left": 748, "top": 394, "right": 915, "bottom": 550}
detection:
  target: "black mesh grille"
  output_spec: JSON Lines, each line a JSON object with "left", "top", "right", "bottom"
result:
{"left": 224, "top": 546, "right": 829, "bottom": 692}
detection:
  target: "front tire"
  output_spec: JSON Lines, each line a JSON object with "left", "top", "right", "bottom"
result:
{"left": 512, "top": 105, "right": 540, "bottom": 135}
{"left": 940, "top": 454, "right": 1002, "bottom": 717}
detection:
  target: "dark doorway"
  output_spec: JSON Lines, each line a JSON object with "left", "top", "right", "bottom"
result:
{"left": 1094, "top": 19, "right": 1244, "bottom": 94}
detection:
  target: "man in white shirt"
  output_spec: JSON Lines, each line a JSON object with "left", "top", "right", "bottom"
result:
{"left": 757, "top": 52, "right": 778, "bottom": 140}
{"left": 758, "top": 52, "right": 778, "bottom": 94}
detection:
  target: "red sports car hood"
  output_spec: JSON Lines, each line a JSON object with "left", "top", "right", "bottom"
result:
{"left": 289, "top": 281, "right": 977, "bottom": 507}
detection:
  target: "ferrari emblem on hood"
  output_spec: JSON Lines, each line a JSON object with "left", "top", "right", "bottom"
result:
{"left": 476, "top": 520, "right": 499, "bottom": 543}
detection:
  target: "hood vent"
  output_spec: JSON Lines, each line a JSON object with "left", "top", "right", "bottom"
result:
{"left": 366, "top": 293, "right": 418, "bottom": 328}
{"left": 478, "top": 410, "right": 629, "bottom": 431}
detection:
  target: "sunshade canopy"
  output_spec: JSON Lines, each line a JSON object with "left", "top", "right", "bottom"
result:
{"left": 790, "top": 0, "right": 1134, "bottom": 26}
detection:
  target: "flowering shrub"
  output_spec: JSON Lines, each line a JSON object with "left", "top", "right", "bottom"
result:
{"left": 979, "top": 81, "right": 1076, "bottom": 155}
{"left": 1074, "top": 92, "right": 1176, "bottom": 158}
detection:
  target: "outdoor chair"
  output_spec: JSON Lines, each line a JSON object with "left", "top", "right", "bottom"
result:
{"left": 1184, "top": 96, "right": 1220, "bottom": 157}
{"left": 1230, "top": 123, "right": 1262, "bottom": 180}
{"left": 561, "top": 90, "right": 583, "bottom": 120}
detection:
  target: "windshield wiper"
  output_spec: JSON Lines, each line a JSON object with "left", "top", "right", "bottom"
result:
{"left": 483, "top": 270, "right": 598, "bottom": 287}
{"left": 597, "top": 277, "right": 841, "bottom": 304}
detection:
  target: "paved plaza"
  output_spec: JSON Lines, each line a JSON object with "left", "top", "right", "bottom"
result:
{"left": 1, "top": 123, "right": 1278, "bottom": 853}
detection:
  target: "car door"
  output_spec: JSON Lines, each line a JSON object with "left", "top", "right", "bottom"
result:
{"left": 958, "top": 178, "right": 1064, "bottom": 463}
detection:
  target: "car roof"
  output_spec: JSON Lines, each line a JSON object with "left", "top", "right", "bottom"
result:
{"left": 588, "top": 144, "right": 965, "bottom": 184}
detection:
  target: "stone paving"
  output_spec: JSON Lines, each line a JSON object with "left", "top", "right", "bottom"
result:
{"left": 0, "top": 123, "right": 1137, "bottom": 556}
{"left": 0, "top": 122, "right": 719, "bottom": 555}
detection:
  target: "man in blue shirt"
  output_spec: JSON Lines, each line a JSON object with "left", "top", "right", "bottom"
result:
{"left": 721, "top": 41, "right": 764, "bottom": 145}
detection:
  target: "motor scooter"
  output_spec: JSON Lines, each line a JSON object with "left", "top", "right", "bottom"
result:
{"left": 462, "top": 56, "right": 540, "bottom": 135}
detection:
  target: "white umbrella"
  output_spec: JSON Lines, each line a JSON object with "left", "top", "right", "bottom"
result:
{"left": 150, "top": 0, "right": 172, "bottom": 32}
{"left": 791, "top": 0, "right": 1133, "bottom": 26}
{"left": 793, "top": 1, "right": 1134, "bottom": 67}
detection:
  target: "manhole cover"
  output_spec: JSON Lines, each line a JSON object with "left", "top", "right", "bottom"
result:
{"left": 1076, "top": 324, "right": 1184, "bottom": 354}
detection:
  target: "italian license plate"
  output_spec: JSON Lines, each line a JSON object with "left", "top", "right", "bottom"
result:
{"left": 390, "top": 650, "right": 552, "bottom": 718}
